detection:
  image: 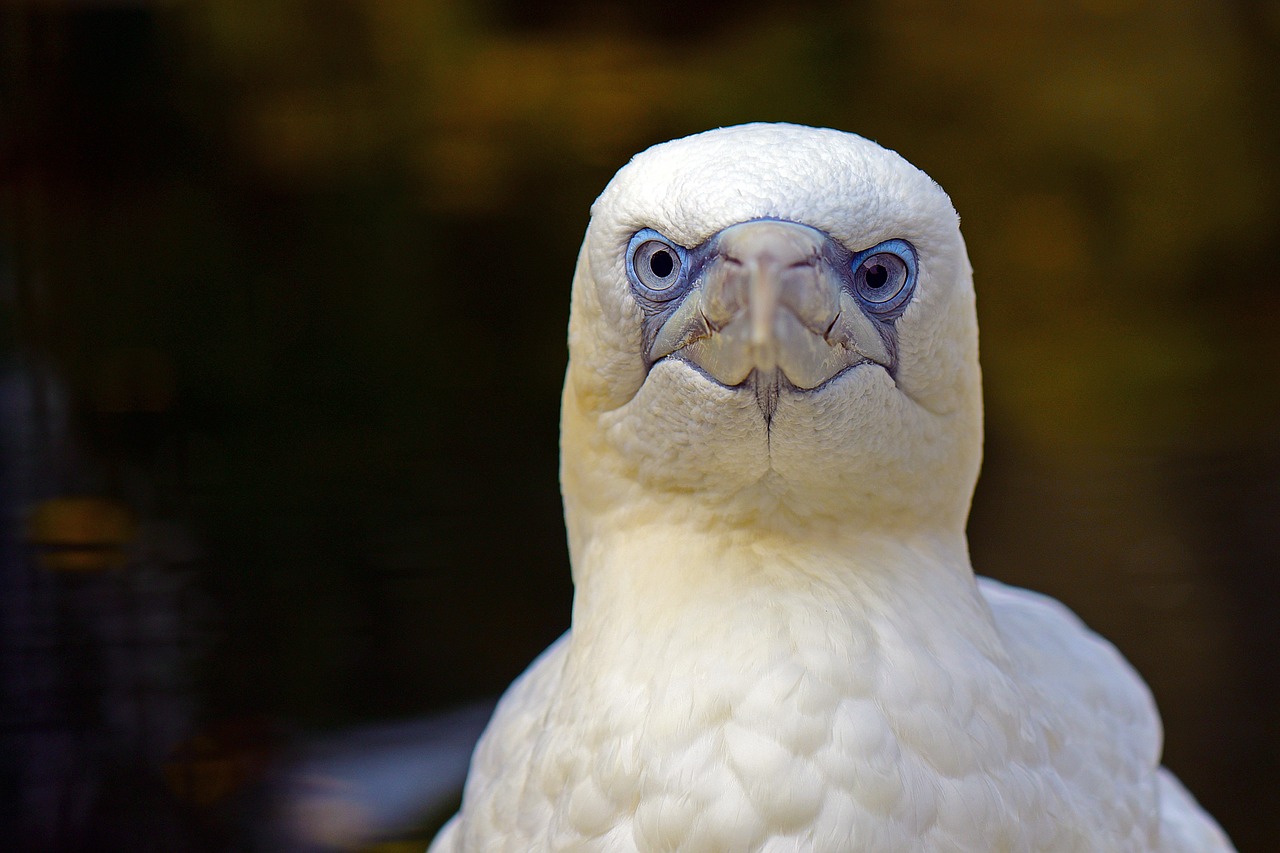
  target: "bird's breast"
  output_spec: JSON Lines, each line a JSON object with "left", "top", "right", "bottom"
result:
{"left": 480, "top": 575, "right": 1103, "bottom": 852}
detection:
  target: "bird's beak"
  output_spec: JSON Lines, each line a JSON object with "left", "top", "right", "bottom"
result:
{"left": 649, "top": 220, "right": 890, "bottom": 417}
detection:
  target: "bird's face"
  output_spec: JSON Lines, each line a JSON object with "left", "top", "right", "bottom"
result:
{"left": 562, "top": 124, "right": 982, "bottom": 540}
{"left": 627, "top": 219, "right": 913, "bottom": 423}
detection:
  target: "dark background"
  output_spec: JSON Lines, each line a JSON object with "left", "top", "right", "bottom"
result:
{"left": 2, "top": 1, "right": 1277, "bottom": 850}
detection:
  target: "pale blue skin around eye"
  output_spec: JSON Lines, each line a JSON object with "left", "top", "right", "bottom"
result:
{"left": 625, "top": 228, "right": 692, "bottom": 304}
{"left": 624, "top": 224, "right": 919, "bottom": 373}
{"left": 849, "top": 238, "right": 918, "bottom": 319}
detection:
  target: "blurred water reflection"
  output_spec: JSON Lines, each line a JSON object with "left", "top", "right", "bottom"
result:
{"left": 2, "top": 1, "right": 1276, "bottom": 849}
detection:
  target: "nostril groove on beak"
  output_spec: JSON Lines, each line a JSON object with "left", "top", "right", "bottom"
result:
{"left": 700, "top": 308, "right": 720, "bottom": 334}
{"left": 786, "top": 251, "right": 821, "bottom": 272}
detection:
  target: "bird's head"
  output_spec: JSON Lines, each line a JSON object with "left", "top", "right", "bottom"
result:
{"left": 561, "top": 124, "right": 981, "bottom": 559}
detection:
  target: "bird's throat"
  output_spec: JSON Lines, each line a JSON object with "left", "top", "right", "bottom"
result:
{"left": 752, "top": 368, "right": 781, "bottom": 425}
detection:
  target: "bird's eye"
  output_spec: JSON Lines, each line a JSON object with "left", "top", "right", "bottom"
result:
{"left": 856, "top": 255, "right": 905, "bottom": 300}
{"left": 647, "top": 247, "right": 674, "bottom": 278}
{"left": 851, "top": 239, "right": 918, "bottom": 316}
{"left": 627, "top": 230, "right": 688, "bottom": 299}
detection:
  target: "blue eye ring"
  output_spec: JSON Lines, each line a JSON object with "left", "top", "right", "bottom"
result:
{"left": 849, "top": 239, "right": 918, "bottom": 317}
{"left": 626, "top": 229, "right": 689, "bottom": 301}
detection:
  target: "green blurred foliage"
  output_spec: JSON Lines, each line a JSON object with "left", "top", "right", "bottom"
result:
{"left": 168, "top": 0, "right": 1280, "bottom": 450}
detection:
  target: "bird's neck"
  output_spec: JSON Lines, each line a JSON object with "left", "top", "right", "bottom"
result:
{"left": 567, "top": 501, "right": 1002, "bottom": 667}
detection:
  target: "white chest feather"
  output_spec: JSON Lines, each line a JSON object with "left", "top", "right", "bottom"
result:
{"left": 445, "top": 540, "right": 1160, "bottom": 852}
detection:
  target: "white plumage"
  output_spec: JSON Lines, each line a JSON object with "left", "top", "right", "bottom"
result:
{"left": 430, "top": 124, "right": 1234, "bottom": 852}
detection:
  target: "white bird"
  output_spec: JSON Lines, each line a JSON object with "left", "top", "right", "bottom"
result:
{"left": 429, "top": 123, "right": 1235, "bottom": 852}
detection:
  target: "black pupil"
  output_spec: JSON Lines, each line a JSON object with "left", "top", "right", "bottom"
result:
{"left": 865, "top": 263, "right": 888, "bottom": 289}
{"left": 649, "top": 250, "right": 674, "bottom": 278}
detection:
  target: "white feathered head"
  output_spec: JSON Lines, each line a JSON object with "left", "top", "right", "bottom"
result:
{"left": 561, "top": 124, "right": 981, "bottom": 562}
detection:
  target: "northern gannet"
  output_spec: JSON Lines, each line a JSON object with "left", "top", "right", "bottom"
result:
{"left": 430, "top": 123, "right": 1234, "bottom": 852}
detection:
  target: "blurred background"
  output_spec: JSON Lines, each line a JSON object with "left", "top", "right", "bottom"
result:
{"left": 2, "top": 0, "right": 1277, "bottom": 850}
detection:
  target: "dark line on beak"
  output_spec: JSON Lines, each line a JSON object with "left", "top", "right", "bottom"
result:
{"left": 753, "top": 369, "right": 779, "bottom": 428}
{"left": 823, "top": 312, "right": 841, "bottom": 341}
